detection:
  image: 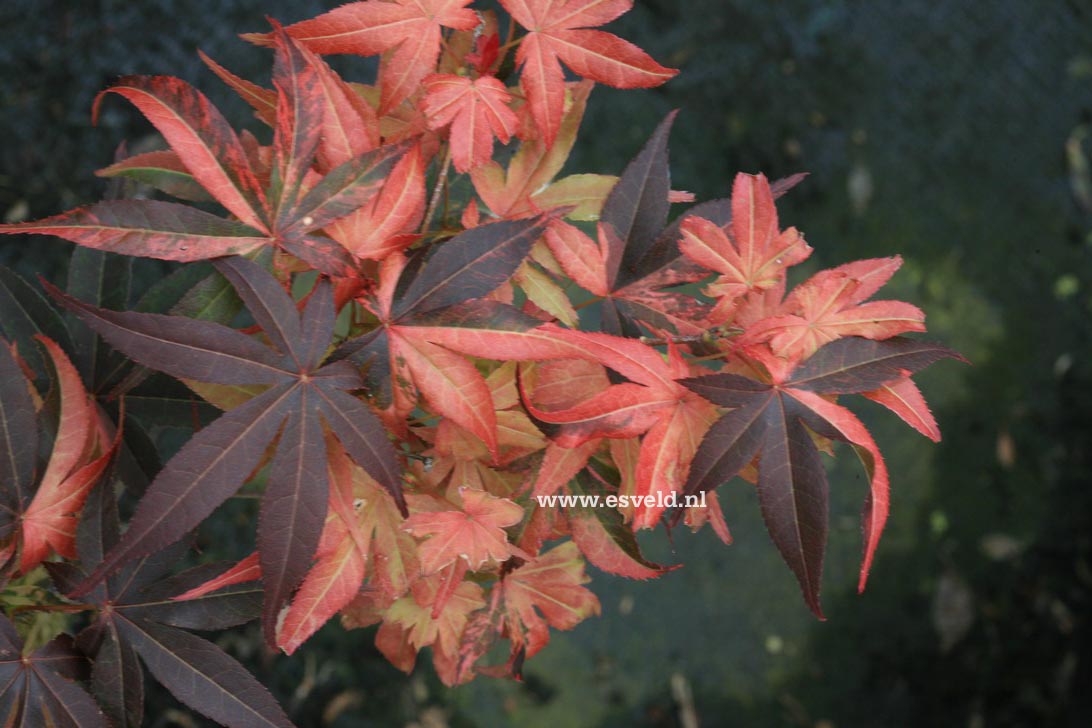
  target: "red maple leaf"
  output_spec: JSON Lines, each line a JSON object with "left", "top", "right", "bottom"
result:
{"left": 679, "top": 172, "right": 813, "bottom": 320}
{"left": 16, "top": 337, "right": 121, "bottom": 573}
{"left": 743, "top": 256, "right": 927, "bottom": 365}
{"left": 1, "top": 28, "right": 408, "bottom": 276}
{"left": 500, "top": 541, "right": 600, "bottom": 658}
{"left": 403, "top": 488, "right": 525, "bottom": 574}
{"left": 500, "top": 0, "right": 677, "bottom": 146}
{"left": 250, "top": 0, "right": 480, "bottom": 113}
{"left": 422, "top": 74, "right": 519, "bottom": 172}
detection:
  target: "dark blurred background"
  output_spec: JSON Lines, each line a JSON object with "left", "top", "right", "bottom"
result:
{"left": 3, "top": 1, "right": 1091, "bottom": 726}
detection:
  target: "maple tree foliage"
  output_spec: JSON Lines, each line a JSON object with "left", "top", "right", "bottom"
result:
{"left": 0, "top": 3, "right": 964, "bottom": 725}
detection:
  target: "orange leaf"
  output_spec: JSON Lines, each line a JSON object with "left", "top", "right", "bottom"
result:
{"left": 403, "top": 488, "right": 524, "bottom": 574}
{"left": 500, "top": 541, "right": 600, "bottom": 658}
{"left": 422, "top": 74, "right": 519, "bottom": 173}
{"left": 679, "top": 173, "right": 811, "bottom": 308}
{"left": 746, "top": 256, "right": 926, "bottom": 363}
{"left": 863, "top": 376, "right": 941, "bottom": 442}
{"left": 391, "top": 330, "right": 499, "bottom": 457}
{"left": 501, "top": 0, "right": 676, "bottom": 146}
{"left": 256, "top": 0, "right": 479, "bottom": 113}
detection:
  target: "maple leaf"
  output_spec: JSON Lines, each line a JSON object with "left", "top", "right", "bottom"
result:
{"left": 742, "top": 256, "right": 927, "bottom": 365}
{"left": 325, "top": 142, "right": 427, "bottom": 261}
{"left": 862, "top": 375, "right": 941, "bottom": 442}
{"left": 499, "top": 541, "right": 600, "bottom": 660}
{"left": 0, "top": 29, "right": 407, "bottom": 276}
{"left": 544, "top": 113, "right": 808, "bottom": 339}
{"left": 19, "top": 337, "right": 121, "bottom": 573}
{"left": 500, "top": 0, "right": 677, "bottom": 146}
{"left": 96, "top": 149, "right": 215, "bottom": 202}
{"left": 406, "top": 362, "right": 546, "bottom": 500}
{"left": 0, "top": 334, "right": 123, "bottom": 577}
{"left": 390, "top": 578, "right": 487, "bottom": 685}
{"left": 414, "top": 414, "right": 542, "bottom": 499}
{"left": 0, "top": 617, "right": 108, "bottom": 727}
{"left": 335, "top": 216, "right": 550, "bottom": 454}
{"left": 200, "top": 44, "right": 384, "bottom": 170}
{"left": 197, "top": 49, "right": 278, "bottom": 127}
{"left": 0, "top": 265, "right": 78, "bottom": 384}
{"left": 42, "top": 481, "right": 284, "bottom": 728}
{"left": 678, "top": 171, "right": 813, "bottom": 318}
{"left": 471, "top": 80, "right": 602, "bottom": 220}
{"left": 46, "top": 256, "right": 404, "bottom": 646}
{"left": 516, "top": 326, "right": 718, "bottom": 528}
{"left": 403, "top": 487, "right": 525, "bottom": 574}
{"left": 681, "top": 336, "right": 965, "bottom": 616}
{"left": 566, "top": 471, "right": 673, "bottom": 579}
{"left": 422, "top": 74, "right": 519, "bottom": 173}
{"left": 248, "top": 1, "right": 479, "bottom": 114}
{"left": 353, "top": 574, "right": 485, "bottom": 685}
{"left": 175, "top": 435, "right": 411, "bottom": 658}
{"left": 0, "top": 338, "right": 39, "bottom": 559}
{"left": 274, "top": 440, "right": 375, "bottom": 654}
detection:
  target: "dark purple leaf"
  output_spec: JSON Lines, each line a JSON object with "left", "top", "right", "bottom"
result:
{"left": 116, "top": 616, "right": 293, "bottom": 728}
{"left": 311, "top": 358, "right": 365, "bottom": 390}
{"left": 313, "top": 386, "right": 406, "bottom": 514}
{"left": 0, "top": 337, "right": 36, "bottom": 537}
{"left": 283, "top": 144, "right": 406, "bottom": 235}
{"left": 678, "top": 379, "right": 831, "bottom": 614}
{"left": 74, "top": 481, "right": 120, "bottom": 603}
{"left": 605, "top": 111, "right": 676, "bottom": 288}
{"left": 0, "top": 266, "right": 73, "bottom": 380}
{"left": 404, "top": 298, "right": 543, "bottom": 331}
{"left": 77, "top": 620, "right": 144, "bottom": 728}
{"left": 259, "top": 391, "right": 329, "bottom": 643}
{"left": 121, "top": 575, "right": 263, "bottom": 631}
{"left": 0, "top": 622, "right": 107, "bottom": 728}
{"left": 44, "top": 280, "right": 293, "bottom": 386}
{"left": 109, "top": 540, "right": 195, "bottom": 604}
{"left": 680, "top": 372, "right": 773, "bottom": 406}
{"left": 769, "top": 172, "right": 809, "bottom": 197}
{"left": 789, "top": 337, "right": 967, "bottom": 394}
{"left": 298, "top": 278, "right": 337, "bottom": 368}
{"left": 757, "top": 400, "right": 828, "bottom": 618}
{"left": 213, "top": 257, "right": 302, "bottom": 361}
{"left": 60, "top": 257, "right": 399, "bottom": 631}
{"left": 682, "top": 393, "right": 769, "bottom": 499}
{"left": 0, "top": 615, "right": 18, "bottom": 657}
{"left": 278, "top": 234, "right": 357, "bottom": 277}
{"left": 71, "top": 383, "right": 298, "bottom": 596}
{"left": 337, "top": 328, "right": 391, "bottom": 403}
{"left": 393, "top": 216, "right": 548, "bottom": 318}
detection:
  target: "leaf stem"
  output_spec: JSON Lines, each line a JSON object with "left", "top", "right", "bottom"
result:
{"left": 639, "top": 327, "right": 744, "bottom": 347}
{"left": 573, "top": 295, "right": 604, "bottom": 310}
{"left": 502, "top": 15, "right": 519, "bottom": 55}
{"left": 10, "top": 604, "right": 95, "bottom": 615}
{"left": 421, "top": 145, "right": 453, "bottom": 235}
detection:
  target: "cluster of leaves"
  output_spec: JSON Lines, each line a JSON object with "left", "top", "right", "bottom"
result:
{"left": 0, "top": 1, "right": 962, "bottom": 725}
